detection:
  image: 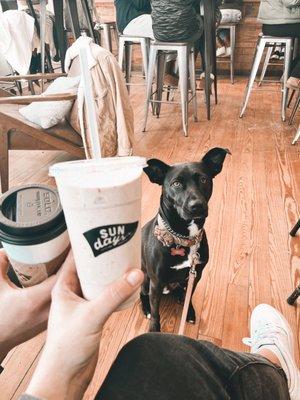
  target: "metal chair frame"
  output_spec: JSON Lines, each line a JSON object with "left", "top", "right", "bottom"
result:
{"left": 118, "top": 35, "right": 150, "bottom": 91}
{"left": 216, "top": 22, "right": 237, "bottom": 84}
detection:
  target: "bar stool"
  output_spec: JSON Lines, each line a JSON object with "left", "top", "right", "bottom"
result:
{"left": 216, "top": 22, "right": 238, "bottom": 84}
{"left": 95, "top": 21, "right": 119, "bottom": 54}
{"left": 259, "top": 39, "right": 298, "bottom": 86}
{"left": 240, "top": 34, "right": 294, "bottom": 122}
{"left": 118, "top": 35, "right": 150, "bottom": 90}
{"left": 143, "top": 40, "right": 198, "bottom": 137}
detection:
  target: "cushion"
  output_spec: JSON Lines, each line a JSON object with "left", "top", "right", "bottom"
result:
{"left": 220, "top": 9, "right": 242, "bottom": 24}
{"left": 19, "top": 76, "right": 80, "bottom": 129}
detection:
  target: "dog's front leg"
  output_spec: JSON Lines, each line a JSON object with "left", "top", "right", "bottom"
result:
{"left": 186, "top": 272, "right": 201, "bottom": 324}
{"left": 149, "top": 280, "right": 163, "bottom": 332}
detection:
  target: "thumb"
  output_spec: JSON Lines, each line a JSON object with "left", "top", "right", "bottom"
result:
{"left": 90, "top": 268, "right": 144, "bottom": 320}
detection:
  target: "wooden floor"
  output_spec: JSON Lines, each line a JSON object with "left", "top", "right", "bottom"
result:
{"left": 0, "top": 78, "right": 300, "bottom": 399}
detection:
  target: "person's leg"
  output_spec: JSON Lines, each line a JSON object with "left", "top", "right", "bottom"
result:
{"left": 288, "top": 52, "right": 300, "bottom": 88}
{"left": 96, "top": 334, "right": 233, "bottom": 400}
{"left": 262, "top": 24, "right": 300, "bottom": 88}
{"left": 225, "top": 349, "right": 290, "bottom": 399}
{"left": 242, "top": 304, "right": 300, "bottom": 400}
{"left": 96, "top": 332, "right": 290, "bottom": 400}
{"left": 290, "top": 60, "right": 300, "bottom": 78}
{"left": 123, "top": 14, "right": 154, "bottom": 39}
{"left": 262, "top": 23, "right": 300, "bottom": 39}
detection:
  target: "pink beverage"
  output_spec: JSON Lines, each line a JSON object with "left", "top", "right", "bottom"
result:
{"left": 50, "top": 157, "right": 146, "bottom": 310}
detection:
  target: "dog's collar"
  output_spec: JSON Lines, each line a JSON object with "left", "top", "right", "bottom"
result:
{"left": 154, "top": 214, "right": 204, "bottom": 248}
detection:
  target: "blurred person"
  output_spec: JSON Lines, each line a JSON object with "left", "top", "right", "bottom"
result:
{"left": 258, "top": 0, "right": 300, "bottom": 89}
{"left": 114, "top": 0, "right": 153, "bottom": 39}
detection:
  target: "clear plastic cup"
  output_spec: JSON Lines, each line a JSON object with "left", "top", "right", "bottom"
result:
{"left": 50, "top": 157, "right": 146, "bottom": 309}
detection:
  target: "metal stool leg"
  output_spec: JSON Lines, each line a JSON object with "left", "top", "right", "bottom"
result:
{"left": 118, "top": 36, "right": 125, "bottom": 69}
{"left": 189, "top": 46, "right": 198, "bottom": 122}
{"left": 102, "top": 24, "right": 113, "bottom": 53}
{"left": 140, "top": 38, "right": 149, "bottom": 82}
{"left": 287, "top": 89, "right": 296, "bottom": 109}
{"left": 125, "top": 42, "right": 133, "bottom": 87}
{"left": 240, "top": 37, "right": 266, "bottom": 118}
{"left": 258, "top": 46, "right": 273, "bottom": 86}
{"left": 177, "top": 46, "right": 189, "bottom": 137}
{"left": 211, "top": 25, "right": 218, "bottom": 105}
{"left": 143, "top": 46, "right": 157, "bottom": 132}
{"left": 112, "top": 25, "right": 119, "bottom": 54}
{"left": 292, "top": 123, "right": 300, "bottom": 145}
{"left": 281, "top": 40, "right": 292, "bottom": 122}
{"left": 230, "top": 25, "right": 236, "bottom": 84}
{"left": 155, "top": 51, "right": 167, "bottom": 118}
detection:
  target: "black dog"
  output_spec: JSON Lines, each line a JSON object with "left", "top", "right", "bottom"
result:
{"left": 141, "top": 148, "right": 230, "bottom": 332}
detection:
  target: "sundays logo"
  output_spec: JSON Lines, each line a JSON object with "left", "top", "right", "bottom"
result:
{"left": 84, "top": 222, "right": 138, "bottom": 257}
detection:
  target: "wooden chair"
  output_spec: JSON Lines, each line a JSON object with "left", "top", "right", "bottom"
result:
{"left": 0, "top": 71, "right": 86, "bottom": 193}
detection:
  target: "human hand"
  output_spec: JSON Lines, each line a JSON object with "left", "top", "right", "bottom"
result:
{"left": 0, "top": 251, "right": 56, "bottom": 364}
{"left": 26, "top": 251, "right": 144, "bottom": 400}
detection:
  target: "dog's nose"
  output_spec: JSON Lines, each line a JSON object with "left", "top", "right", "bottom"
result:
{"left": 188, "top": 199, "right": 207, "bottom": 214}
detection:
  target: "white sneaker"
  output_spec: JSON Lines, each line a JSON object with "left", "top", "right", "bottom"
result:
{"left": 216, "top": 46, "right": 226, "bottom": 57}
{"left": 242, "top": 304, "right": 300, "bottom": 400}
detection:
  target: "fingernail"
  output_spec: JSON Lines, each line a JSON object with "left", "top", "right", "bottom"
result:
{"left": 126, "top": 270, "right": 143, "bottom": 286}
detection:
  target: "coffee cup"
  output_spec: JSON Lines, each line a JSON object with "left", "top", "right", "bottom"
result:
{"left": 0, "top": 184, "right": 70, "bottom": 287}
{"left": 50, "top": 156, "right": 146, "bottom": 309}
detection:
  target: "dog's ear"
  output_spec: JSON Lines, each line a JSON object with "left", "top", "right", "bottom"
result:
{"left": 201, "top": 148, "right": 231, "bottom": 177}
{"left": 143, "top": 159, "right": 170, "bottom": 185}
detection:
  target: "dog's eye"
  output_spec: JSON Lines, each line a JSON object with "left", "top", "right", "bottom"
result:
{"left": 200, "top": 177, "right": 207, "bottom": 184}
{"left": 172, "top": 181, "right": 182, "bottom": 188}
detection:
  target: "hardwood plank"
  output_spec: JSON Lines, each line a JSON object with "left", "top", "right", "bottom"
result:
{"left": 0, "top": 79, "right": 299, "bottom": 400}
{"left": 222, "top": 284, "right": 249, "bottom": 353}
{"left": 0, "top": 333, "right": 45, "bottom": 400}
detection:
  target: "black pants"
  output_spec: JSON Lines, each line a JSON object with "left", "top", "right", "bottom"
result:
{"left": 96, "top": 333, "right": 290, "bottom": 400}
{"left": 262, "top": 23, "right": 300, "bottom": 78}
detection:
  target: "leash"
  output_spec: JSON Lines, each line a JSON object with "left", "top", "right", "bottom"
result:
{"left": 154, "top": 214, "right": 204, "bottom": 336}
{"left": 178, "top": 259, "right": 197, "bottom": 335}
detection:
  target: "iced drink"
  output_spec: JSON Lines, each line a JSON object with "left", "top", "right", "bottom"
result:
{"left": 50, "top": 157, "right": 146, "bottom": 309}
{"left": 0, "top": 184, "right": 70, "bottom": 287}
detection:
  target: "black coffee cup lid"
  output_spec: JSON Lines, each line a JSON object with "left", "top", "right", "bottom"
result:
{"left": 0, "top": 184, "right": 67, "bottom": 245}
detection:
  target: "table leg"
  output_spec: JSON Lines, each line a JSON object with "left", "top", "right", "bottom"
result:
{"left": 65, "top": 0, "right": 81, "bottom": 39}
{"left": 53, "top": 0, "right": 67, "bottom": 72}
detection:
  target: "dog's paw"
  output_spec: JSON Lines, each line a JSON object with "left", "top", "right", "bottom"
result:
{"left": 186, "top": 307, "right": 196, "bottom": 324}
{"left": 149, "top": 321, "right": 161, "bottom": 332}
{"left": 187, "top": 318, "right": 196, "bottom": 325}
{"left": 146, "top": 313, "right": 151, "bottom": 320}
